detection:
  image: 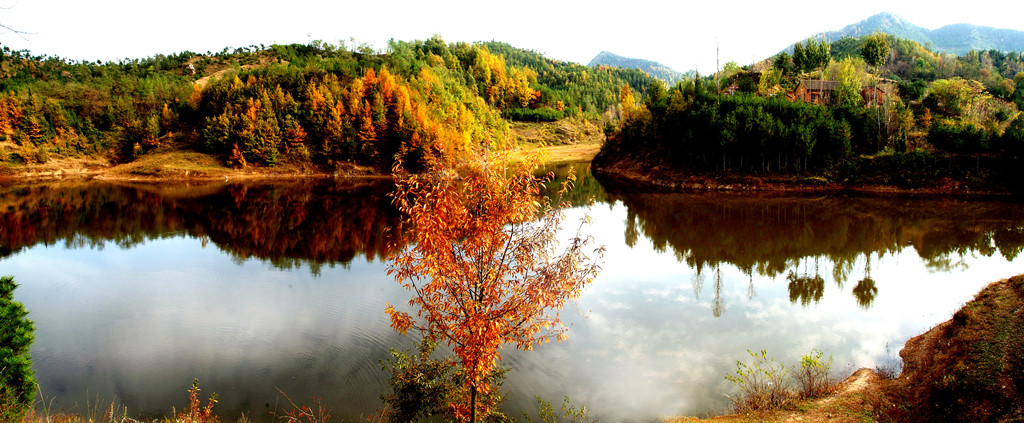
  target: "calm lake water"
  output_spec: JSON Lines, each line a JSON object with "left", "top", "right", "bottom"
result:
{"left": 2, "top": 166, "right": 1023, "bottom": 421}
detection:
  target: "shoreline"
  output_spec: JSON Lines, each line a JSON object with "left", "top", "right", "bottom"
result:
{"left": 591, "top": 156, "right": 1020, "bottom": 200}
{"left": 0, "top": 143, "right": 603, "bottom": 185}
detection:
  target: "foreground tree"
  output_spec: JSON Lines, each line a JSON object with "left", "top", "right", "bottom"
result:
{"left": 0, "top": 275, "right": 35, "bottom": 421}
{"left": 386, "top": 158, "right": 604, "bottom": 422}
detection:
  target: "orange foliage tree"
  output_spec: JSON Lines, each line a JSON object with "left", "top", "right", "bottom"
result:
{"left": 386, "top": 158, "right": 604, "bottom": 422}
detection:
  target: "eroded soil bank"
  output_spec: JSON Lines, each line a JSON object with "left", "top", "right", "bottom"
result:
{"left": 670, "top": 275, "right": 1024, "bottom": 422}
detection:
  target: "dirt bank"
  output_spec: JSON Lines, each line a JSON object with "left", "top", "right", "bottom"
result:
{"left": 671, "top": 275, "right": 1024, "bottom": 422}
{"left": 886, "top": 275, "right": 1024, "bottom": 421}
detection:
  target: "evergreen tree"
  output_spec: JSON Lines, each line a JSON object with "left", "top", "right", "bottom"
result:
{"left": 0, "top": 275, "right": 36, "bottom": 421}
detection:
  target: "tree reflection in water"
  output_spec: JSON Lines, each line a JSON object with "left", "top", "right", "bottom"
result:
{"left": 608, "top": 190, "right": 1024, "bottom": 314}
{"left": 0, "top": 179, "right": 404, "bottom": 273}
{"left": 4, "top": 174, "right": 1024, "bottom": 314}
{"left": 852, "top": 277, "right": 878, "bottom": 309}
{"left": 787, "top": 258, "right": 825, "bottom": 307}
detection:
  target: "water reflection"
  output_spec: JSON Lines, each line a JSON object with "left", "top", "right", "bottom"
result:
{"left": 605, "top": 190, "right": 1024, "bottom": 312}
{"left": 2, "top": 171, "right": 1024, "bottom": 420}
{"left": 0, "top": 179, "right": 402, "bottom": 271}
{"left": 537, "top": 162, "right": 609, "bottom": 206}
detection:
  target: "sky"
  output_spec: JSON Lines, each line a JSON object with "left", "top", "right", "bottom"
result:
{"left": 2, "top": 0, "right": 1024, "bottom": 74}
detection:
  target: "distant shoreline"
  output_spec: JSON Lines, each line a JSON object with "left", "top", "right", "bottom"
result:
{"left": 0, "top": 142, "right": 602, "bottom": 184}
{"left": 591, "top": 153, "right": 1022, "bottom": 199}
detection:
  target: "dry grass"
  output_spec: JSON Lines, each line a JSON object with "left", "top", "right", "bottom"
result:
{"left": 510, "top": 144, "right": 602, "bottom": 166}
{"left": 887, "top": 275, "right": 1024, "bottom": 422}
{"left": 508, "top": 118, "right": 605, "bottom": 166}
{"left": 102, "top": 151, "right": 233, "bottom": 179}
{"left": 663, "top": 368, "right": 891, "bottom": 423}
{"left": 510, "top": 119, "right": 604, "bottom": 147}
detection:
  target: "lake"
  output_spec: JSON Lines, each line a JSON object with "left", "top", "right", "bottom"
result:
{"left": 2, "top": 166, "right": 1023, "bottom": 421}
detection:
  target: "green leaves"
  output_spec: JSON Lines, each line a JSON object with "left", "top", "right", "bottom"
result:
{"left": 726, "top": 348, "right": 836, "bottom": 412}
{"left": 861, "top": 33, "right": 891, "bottom": 69}
{"left": 0, "top": 275, "right": 36, "bottom": 421}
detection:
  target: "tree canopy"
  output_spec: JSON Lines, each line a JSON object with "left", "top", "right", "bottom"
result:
{"left": 386, "top": 157, "right": 603, "bottom": 421}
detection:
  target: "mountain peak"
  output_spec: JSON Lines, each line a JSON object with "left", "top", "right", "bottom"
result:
{"left": 867, "top": 12, "right": 908, "bottom": 23}
{"left": 808, "top": 12, "right": 1024, "bottom": 55}
{"left": 587, "top": 51, "right": 690, "bottom": 86}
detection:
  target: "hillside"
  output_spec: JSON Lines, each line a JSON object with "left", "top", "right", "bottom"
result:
{"left": 595, "top": 29, "right": 1024, "bottom": 195}
{"left": 0, "top": 37, "right": 654, "bottom": 177}
{"left": 817, "top": 12, "right": 1024, "bottom": 55}
{"left": 587, "top": 51, "right": 690, "bottom": 86}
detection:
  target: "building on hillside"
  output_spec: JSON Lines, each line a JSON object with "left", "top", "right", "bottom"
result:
{"left": 794, "top": 79, "right": 896, "bottom": 106}
{"left": 861, "top": 80, "right": 897, "bottom": 106}
{"left": 794, "top": 80, "right": 840, "bottom": 105}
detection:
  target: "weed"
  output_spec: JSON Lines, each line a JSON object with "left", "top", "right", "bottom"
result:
{"left": 522, "top": 396, "right": 596, "bottom": 423}
{"left": 270, "top": 388, "right": 332, "bottom": 423}
{"left": 792, "top": 348, "right": 835, "bottom": 399}
{"left": 874, "top": 362, "right": 902, "bottom": 380}
{"left": 725, "top": 349, "right": 793, "bottom": 412}
{"left": 726, "top": 348, "right": 840, "bottom": 413}
{"left": 174, "top": 378, "right": 218, "bottom": 423}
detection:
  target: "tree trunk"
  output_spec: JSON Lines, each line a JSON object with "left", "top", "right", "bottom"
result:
{"left": 470, "top": 384, "right": 477, "bottom": 423}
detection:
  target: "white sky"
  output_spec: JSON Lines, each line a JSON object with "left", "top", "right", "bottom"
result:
{"left": 2, "top": 0, "right": 1023, "bottom": 74}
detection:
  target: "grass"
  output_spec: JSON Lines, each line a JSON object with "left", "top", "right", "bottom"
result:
{"left": 876, "top": 275, "right": 1024, "bottom": 422}
{"left": 108, "top": 151, "right": 233, "bottom": 178}
{"left": 508, "top": 118, "right": 605, "bottom": 166}
{"left": 514, "top": 144, "right": 602, "bottom": 166}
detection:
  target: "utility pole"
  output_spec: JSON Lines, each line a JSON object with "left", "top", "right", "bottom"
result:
{"left": 715, "top": 38, "right": 721, "bottom": 97}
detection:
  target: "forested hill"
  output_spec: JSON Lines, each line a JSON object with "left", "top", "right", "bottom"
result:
{"left": 481, "top": 42, "right": 659, "bottom": 115}
{"left": 587, "top": 51, "right": 690, "bottom": 86}
{"left": 0, "top": 37, "right": 657, "bottom": 174}
{"left": 817, "top": 12, "right": 1024, "bottom": 56}
{"left": 596, "top": 33, "right": 1024, "bottom": 193}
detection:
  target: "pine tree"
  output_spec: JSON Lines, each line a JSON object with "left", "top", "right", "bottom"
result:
{"left": 0, "top": 276, "right": 36, "bottom": 421}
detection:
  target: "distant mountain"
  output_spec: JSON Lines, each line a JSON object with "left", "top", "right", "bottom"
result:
{"left": 587, "top": 51, "right": 690, "bottom": 86}
{"left": 815, "top": 12, "right": 1024, "bottom": 55}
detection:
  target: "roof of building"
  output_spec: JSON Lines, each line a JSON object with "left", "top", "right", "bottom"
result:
{"left": 798, "top": 80, "right": 840, "bottom": 91}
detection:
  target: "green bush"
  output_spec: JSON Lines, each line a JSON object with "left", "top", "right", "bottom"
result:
{"left": 33, "top": 147, "right": 49, "bottom": 164}
{"left": 998, "top": 113, "right": 1024, "bottom": 157}
{"left": 929, "top": 119, "right": 989, "bottom": 154}
{"left": 725, "top": 349, "right": 793, "bottom": 411}
{"left": 505, "top": 107, "right": 565, "bottom": 122}
{"left": 523, "top": 396, "right": 595, "bottom": 423}
{"left": 380, "top": 339, "right": 508, "bottom": 422}
{"left": 792, "top": 348, "right": 835, "bottom": 398}
{"left": 0, "top": 275, "right": 36, "bottom": 421}
{"left": 726, "top": 348, "right": 837, "bottom": 413}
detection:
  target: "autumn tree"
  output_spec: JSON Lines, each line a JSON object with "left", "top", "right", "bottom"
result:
{"left": 386, "top": 158, "right": 604, "bottom": 422}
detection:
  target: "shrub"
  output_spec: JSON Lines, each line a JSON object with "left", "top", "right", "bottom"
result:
{"left": 792, "top": 348, "right": 835, "bottom": 398}
{"left": 726, "top": 348, "right": 838, "bottom": 413}
{"left": 523, "top": 396, "right": 595, "bottom": 423}
{"left": 505, "top": 107, "right": 565, "bottom": 122}
{"left": 34, "top": 146, "right": 49, "bottom": 164}
{"left": 929, "top": 119, "right": 988, "bottom": 154}
{"left": 379, "top": 339, "right": 508, "bottom": 423}
{"left": 0, "top": 275, "right": 36, "bottom": 422}
{"left": 998, "top": 113, "right": 1024, "bottom": 157}
{"left": 174, "top": 378, "right": 218, "bottom": 423}
{"left": 725, "top": 349, "right": 793, "bottom": 412}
